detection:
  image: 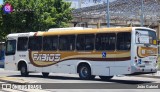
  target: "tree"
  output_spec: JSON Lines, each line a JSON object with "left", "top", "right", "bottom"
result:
{"left": 0, "top": 0, "right": 73, "bottom": 40}
{"left": 0, "top": 5, "right": 6, "bottom": 41}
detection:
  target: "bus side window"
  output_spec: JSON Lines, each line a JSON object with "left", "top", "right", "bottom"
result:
{"left": 76, "top": 34, "right": 94, "bottom": 51}
{"left": 76, "top": 35, "right": 85, "bottom": 50}
{"left": 117, "top": 32, "right": 131, "bottom": 50}
{"left": 5, "top": 40, "right": 16, "bottom": 55}
{"left": 96, "top": 33, "right": 116, "bottom": 50}
{"left": 85, "top": 35, "right": 94, "bottom": 50}
{"left": 59, "top": 35, "right": 75, "bottom": 51}
{"left": 17, "top": 37, "right": 28, "bottom": 51}
{"left": 43, "top": 36, "right": 58, "bottom": 51}
{"left": 28, "top": 36, "right": 42, "bottom": 51}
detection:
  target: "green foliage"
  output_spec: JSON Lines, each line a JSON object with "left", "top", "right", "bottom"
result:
{"left": 0, "top": 0, "right": 73, "bottom": 41}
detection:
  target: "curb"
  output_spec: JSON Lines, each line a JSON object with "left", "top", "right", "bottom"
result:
{"left": 0, "top": 77, "right": 30, "bottom": 84}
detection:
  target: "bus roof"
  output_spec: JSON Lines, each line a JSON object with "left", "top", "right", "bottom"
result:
{"left": 41, "top": 27, "right": 133, "bottom": 36}
{"left": 7, "top": 32, "right": 36, "bottom": 38}
{"left": 48, "top": 27, "right": 92, "bottom": 31}
{"left": 6, "top": 27, "right": 156, "bottom": 37}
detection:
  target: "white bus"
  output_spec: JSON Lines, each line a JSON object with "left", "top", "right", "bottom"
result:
{"left": 5, "top": 27, "right": 158, "bottom": 80}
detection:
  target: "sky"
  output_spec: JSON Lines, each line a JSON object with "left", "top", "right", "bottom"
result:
{"left": 0, "top": 0, "right": 3, "bottom": 5}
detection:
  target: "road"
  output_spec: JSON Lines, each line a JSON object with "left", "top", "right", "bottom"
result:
{"left": 0, "top": 68, "right": 160, "bottom": 92}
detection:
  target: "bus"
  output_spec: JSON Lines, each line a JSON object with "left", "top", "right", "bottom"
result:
{"left": 5, "top": 27, "right": 158, "bottom": 80}
{"left": 0, "top": 42, "right": 5, "bottom": 68}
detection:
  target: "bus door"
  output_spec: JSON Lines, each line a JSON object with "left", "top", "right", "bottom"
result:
{"left": 5, "top": 39, "right": 17, "bottom": 70}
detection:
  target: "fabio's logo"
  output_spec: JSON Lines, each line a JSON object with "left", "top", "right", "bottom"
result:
{"left": 3, "top": 3, "right": 13, "bottom": 14}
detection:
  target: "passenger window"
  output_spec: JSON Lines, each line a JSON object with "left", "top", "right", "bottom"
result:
{"left": 76, "top": 34, "right": 94, "bottom": 51}
{"left": 59, "top": 35, "right": 75, "bottom": 51}
{"left": 117, "top": 32, "right": 131, "bottom": 50}
{"left": 96, "top": 33, "right": 116, "bottom": 50}
{"left": 43, "top": 36, "right": 58, "bottom": 51}
{"left": 28, "top": 36, "right": 42, "bottom": 51}
{"left": 17, "top": 37, "right": 28, "bottom": 51}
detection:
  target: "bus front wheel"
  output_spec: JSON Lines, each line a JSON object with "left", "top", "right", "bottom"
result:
{"left": 99, "top": 76, "right": 113, "bottom": 80}
{"left": 20, "top": 64, "right": 28, "bottom": 77}
{"left": 78, "top": 64, "right": 95, "bottom": 80}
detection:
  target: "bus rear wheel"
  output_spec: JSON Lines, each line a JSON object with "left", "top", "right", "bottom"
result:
{"left": 78, "top": 64, "right": 95, "bottom": 80}
{"left": 99, "top": 76, "right": 113, "bottom": 80}
{"left": 42, "top": 72, "right": 49, "bottom": 77}
{"left": 20, "top": 64, "right": 28, "bottom": 77}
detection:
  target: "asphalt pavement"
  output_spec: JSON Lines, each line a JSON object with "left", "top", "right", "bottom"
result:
{"left": 0, "top": 68, "right": 160, "bottom": 92}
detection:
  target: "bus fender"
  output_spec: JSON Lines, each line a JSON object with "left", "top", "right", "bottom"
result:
{"left": 17, "top": 60, "right": 28, "bottom": 71}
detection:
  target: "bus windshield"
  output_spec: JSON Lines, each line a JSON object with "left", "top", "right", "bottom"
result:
{"left": 135, "top": 29, "right": 157, "bottom": 45}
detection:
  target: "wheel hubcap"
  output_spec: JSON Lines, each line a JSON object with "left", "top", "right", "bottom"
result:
{"left": 81, "top": 67, "right": 88, "bottom": 78}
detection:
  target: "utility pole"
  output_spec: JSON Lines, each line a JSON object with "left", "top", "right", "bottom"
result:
{"left": 140, "top": 0, "right": 144, "bottom": 27}
{"left": 106, "top": 0, "right": 110, "bottom": 27}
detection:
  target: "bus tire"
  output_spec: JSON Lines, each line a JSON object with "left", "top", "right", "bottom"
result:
{"left": 42, "top": 72, "right": 49, "bottom": 77}
{"left": 78, "top": 64, "right": 95, "bottom": 80}
{"left": 20, "top": 64, "right": 28, "bottom": 77}
{"left": 99, "top": 76, "right": 113, "bottom": 80}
